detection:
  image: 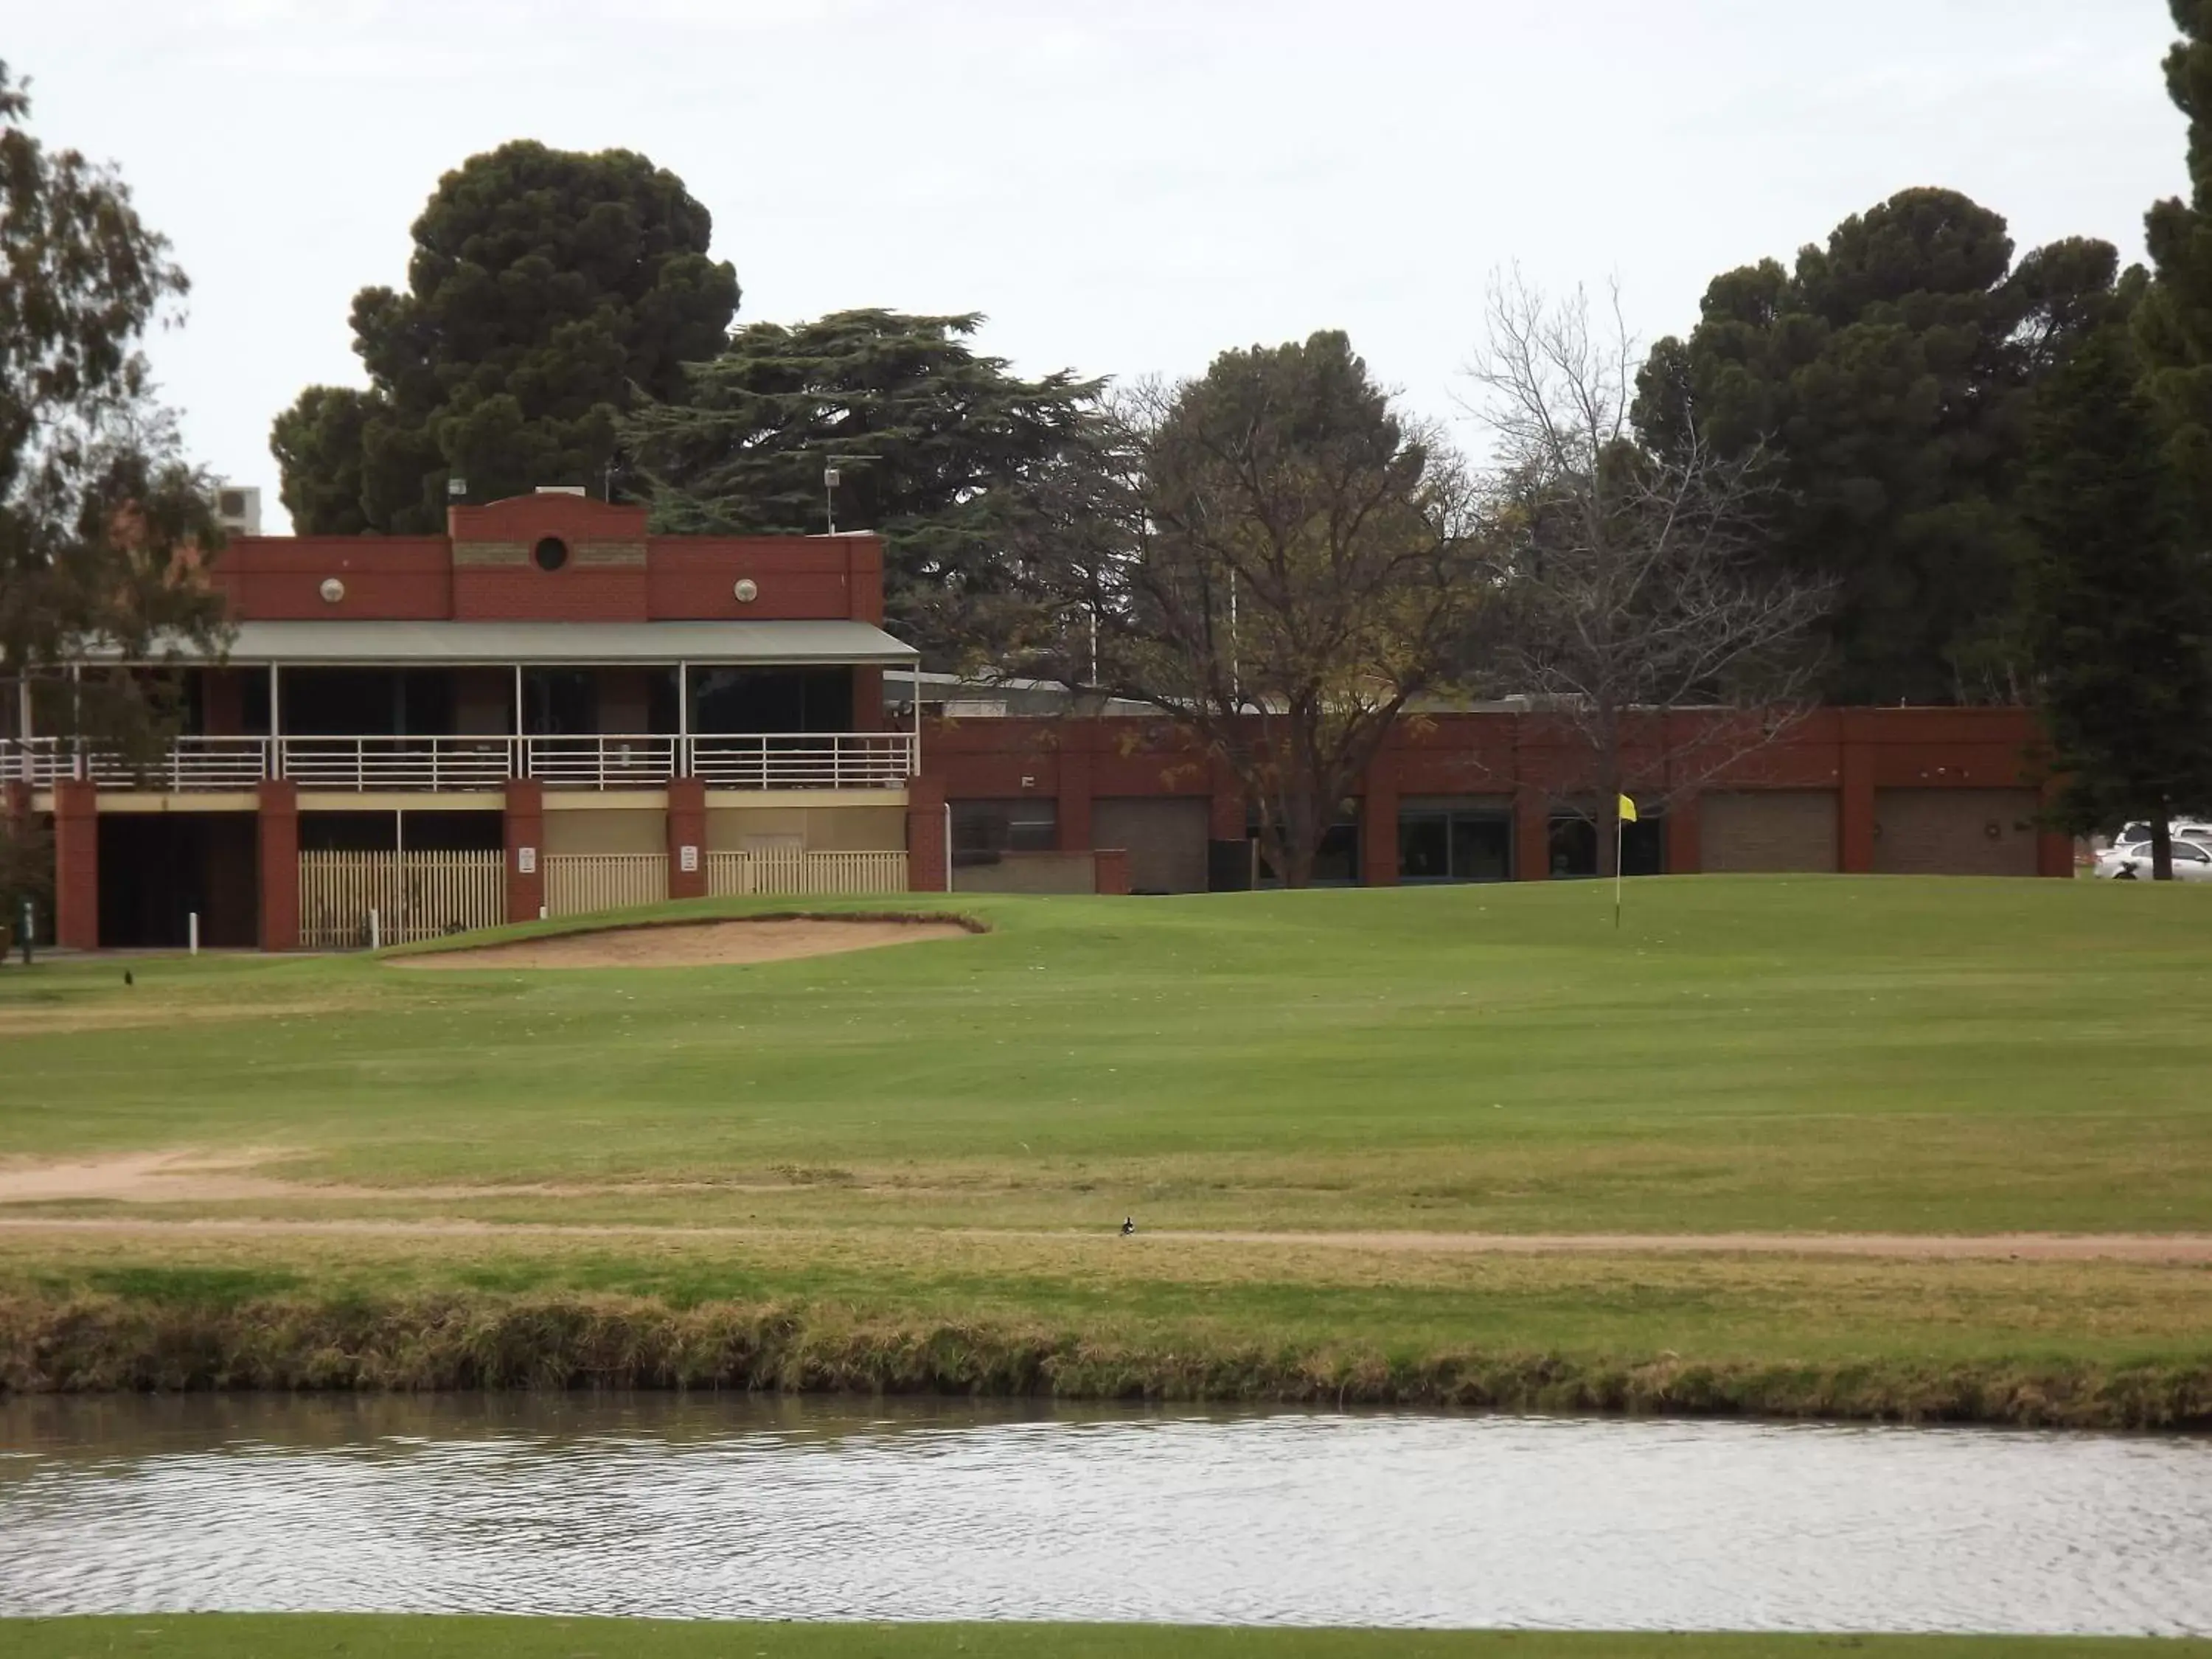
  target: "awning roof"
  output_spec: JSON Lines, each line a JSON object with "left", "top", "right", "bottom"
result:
{"left": 136, "top": 619, "right": 917, "bottom": 667}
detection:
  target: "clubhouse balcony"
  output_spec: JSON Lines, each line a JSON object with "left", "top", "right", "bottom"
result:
{"left": 7, "top": 619, "right": 921, "bottom": 799}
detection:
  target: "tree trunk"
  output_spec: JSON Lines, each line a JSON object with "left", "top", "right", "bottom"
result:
{"left": 2152, "top": 815, "right": 2175, "bottom": 882}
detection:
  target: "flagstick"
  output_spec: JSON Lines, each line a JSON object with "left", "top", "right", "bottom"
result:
{"left": 1614, "top": 813, "right": 1624, "bottom": 931}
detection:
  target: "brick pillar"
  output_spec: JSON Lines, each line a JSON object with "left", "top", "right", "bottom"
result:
{"left": 1514, "top": 784, "right": 1551, "bottom": 882}
{"left": 52, "top": 779, "right": 98, "bottom": 950}
{"left": 907, "top": 773, "right": 947, "bottom": 893}
{"left": 504, "top": 779, "right": 545, "bottom": 923}
{"left": 2036, "top": 777, "right": 2074, "bottom": 878}
{"left": 1360, "top": 756, "right": 1399, "bottom": 887}
{"left": 1839, "top": 742, "right": 1877, "bottom": 873}
{"left": 257, "top": 779, "right": 299, "bottom": 952}
{"left": 1094, "top": 847, "right": 1131, "bottom": 895}
{"left": 1666, "top": 790, "right": 1703, "bottom": 875}
{"left": 852, "top": 667, "right": 886, "bottom": 731}
{"left": 1057, "top": 735, "right": 1095, "bottom": 855}
{"left": 667, "top": 776, "right": 707, "bottom": 900}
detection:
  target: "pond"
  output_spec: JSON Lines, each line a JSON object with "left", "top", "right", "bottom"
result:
{"left": 2, "top": 1396, "right": 2208, "bottom": 1635}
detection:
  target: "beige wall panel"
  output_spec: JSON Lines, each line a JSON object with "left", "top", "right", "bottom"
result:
{"left": 706, "top": 807, "right": 809, "bottom": 849}
{"left": 1093, "top": 796, "right": 1210, "bottom": 893}
{"left": 804, "top": 807, "right": 908, "bottom": 852}
{"left": 1874, "top": 788, "right": 2039, "bottom": 876}
{"left": 543, "top": 807, "right": 665, "bottom": 855}
{"left": 1701, "top": 790, "right": 1840, "bottom": 873}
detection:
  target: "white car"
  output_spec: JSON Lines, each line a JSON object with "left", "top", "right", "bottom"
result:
{"left": 2098, "top": 839, "right": 2212, "bottom": 880}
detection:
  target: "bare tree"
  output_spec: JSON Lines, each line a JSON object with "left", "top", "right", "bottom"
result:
{"left": 1022, "top": 333, "right": 1489, "bottom": 887}
{"left": 1464, "top": 274, "right": 1832, "bottom": 873}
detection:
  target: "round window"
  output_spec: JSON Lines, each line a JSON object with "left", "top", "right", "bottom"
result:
{"left": 533, "top": 536, "right": 569, "bottom": 572}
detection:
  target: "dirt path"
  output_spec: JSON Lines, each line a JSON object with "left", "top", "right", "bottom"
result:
{"left": 0, "top": 1212, "right": 2207, "bottom": 1260}
{"left": 388, "top": 916, "right": 973, "bottom": 971}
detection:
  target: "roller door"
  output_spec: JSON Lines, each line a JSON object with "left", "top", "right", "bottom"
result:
{"left": 1700, "top": 790, "right": 1838, "bottom": 873}
{"left": 1093, "top": 797, "right": 1210, "bottom": 893}
{"left": 1874, "top": 789, "right": 2039, "bottom": 876}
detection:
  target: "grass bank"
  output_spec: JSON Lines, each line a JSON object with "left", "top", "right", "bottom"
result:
{"left": 2, "top": 879, "right": 2209, "bottom": 1420}
{"left": 7, "top": 1619, "right": 2206, "bottom": 1658}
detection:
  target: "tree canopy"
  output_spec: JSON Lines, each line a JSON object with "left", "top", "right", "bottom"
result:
{"left": 623, "top": 309, "right": 1102, "bottom": 666}
{"left": 1034, "top": 331, "right": 1482, "bottom": 888}
{"left": 2140, "top": 0, "right": 2212, "bottom": 515}
{"left": 271, "top": 141, "right": 738, "bottom": 532}
{"left": 2020, "top": 313, "right": 2212, "bottom": 878}
{"left": 1635, "top": 188, "right": 2121, "bottom": 706}
{"left": 1, "top": 59, "right": 225, "bottom": 750}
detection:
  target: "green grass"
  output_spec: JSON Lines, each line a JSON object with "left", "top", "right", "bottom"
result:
{"left": 4, "top": 1618, "right": 2203, "bottom": 1658}
{"left": 3, "top": 878, "right": 2211, "bottom": 1419}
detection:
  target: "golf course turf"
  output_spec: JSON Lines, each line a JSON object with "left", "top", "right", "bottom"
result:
{"left": 1, "top": 877, "right": 2209, "bottom": 1422}
{"left": 7, "top": 1618, "right": 2211, "bottom": 1658}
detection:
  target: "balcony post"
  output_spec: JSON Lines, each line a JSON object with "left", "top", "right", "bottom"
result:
{"left": 677, "top": 661, "right": 689, "bottom": 779}
{"left": 13, "top": 675, "right": 29, "bottom": 785}
{"left": 268, "top": 664, "right": 283, "bottom": 779}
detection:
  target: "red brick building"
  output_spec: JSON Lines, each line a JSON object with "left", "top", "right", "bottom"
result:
{"left": 1, "top": 492, "right": 2068, "bottom": 950}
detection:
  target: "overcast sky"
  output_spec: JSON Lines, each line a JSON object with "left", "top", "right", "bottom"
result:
{"left": 9, "top": 0, "right": 2191, "bottom": 531}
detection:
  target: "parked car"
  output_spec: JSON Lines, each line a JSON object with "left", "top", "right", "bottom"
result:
{"left": 2097, "top": 839, "right": 2212, "bottom": 880}
{"left": 2117, "top": 820, "right": 2212, "bottom": 846}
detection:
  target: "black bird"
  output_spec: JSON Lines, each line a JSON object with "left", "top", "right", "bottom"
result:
{"left": 1120, "top": 1216, "right": 1135, "bottom": 1236}
{"left": 123, "top": 970, "right": 133, "bottom": 987}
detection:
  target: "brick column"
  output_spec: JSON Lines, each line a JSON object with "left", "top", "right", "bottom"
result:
{"left": 1094, "top": 847, "right": 1131, "bottom": 894}
{"left": 2036, "top": 777, "right": 2075, "bottom": 878}
{"left": 1057, "top": 734, "right": 1095, "bottom": 855}
{"left": 667, "top": 776, "right": 708, "bottom": 900}
{"left": 504, "top": 779, "right": 545, "bottom": 923}
{"left": 852, "top": 667, "right": 886, "bottom": 731}
{"left": 256, "top": 779, "right": 299, "bottom": 952}
{"left": 1359, "top": 755, "right": 1399, "bottom": 887}
{"left": 907, "top": 773, "right": 948, "bottom": 893}
{"left": 1839, "top": 741, "right": 1877, "bottom": 874}
{"left": 1514, "top": 784, "right": 1551, "bottom": 882}
{"left": 52, "top": 779, "right": 98, "bottom": 950}
{"left": 1666, "top": 790, "right": 1703, "bottom": 875}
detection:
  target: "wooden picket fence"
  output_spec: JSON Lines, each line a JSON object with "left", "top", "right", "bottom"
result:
{"left": 543, "top": 852, "right": 670, "bottom": 918}
{"left": 299, "top": 850, "right": 504, "bottom": 950}
{"left": 706, "top": 849, "right": 908, "bottom": 898}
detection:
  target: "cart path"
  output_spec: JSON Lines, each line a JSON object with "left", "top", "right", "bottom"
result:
{"left": 0, "top": 1214, "right": 2208, "bottom": 1261}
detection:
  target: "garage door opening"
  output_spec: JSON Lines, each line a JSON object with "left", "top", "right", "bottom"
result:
{"left": 97, "top": 813, "right": 259, "bottom": 948}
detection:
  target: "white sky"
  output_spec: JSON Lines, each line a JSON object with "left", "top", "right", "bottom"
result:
{"left": 8, "top": 0, "right": 2190, "bottom": 532}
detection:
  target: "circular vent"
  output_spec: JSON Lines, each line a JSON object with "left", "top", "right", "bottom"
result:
{"left": 319, "top": 577, "right": 345, "bottom": 604}
{"left": 733, "top": 578, "right": 759, "bottom": 603}
{"left": 533, "top": 537, "right": 569, "bottom": 572}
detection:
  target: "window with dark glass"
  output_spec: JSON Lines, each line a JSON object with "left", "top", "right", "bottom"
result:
{"left": 950, "top": 799, "right": 1058, "bottom": 865}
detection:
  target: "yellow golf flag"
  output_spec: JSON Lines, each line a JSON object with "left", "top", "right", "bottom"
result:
{"left": 1618, "top": 794, "right": 1638, "bottom": 824}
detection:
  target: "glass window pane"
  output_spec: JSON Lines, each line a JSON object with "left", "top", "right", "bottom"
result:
{"left": 1450, "top": 815, "right": 1512, "bottom": 882}
{"left": 1399, "top": 815, "right": 1450, "bottom": 880}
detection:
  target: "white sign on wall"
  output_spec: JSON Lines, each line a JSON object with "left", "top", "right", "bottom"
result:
{"left": 679, "top": 844, "right": 700, "bottom": 874}
{"left": 518, "top": 846, "right": 537, "bottom": 874}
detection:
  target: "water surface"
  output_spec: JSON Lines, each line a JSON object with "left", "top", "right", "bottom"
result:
{"left": 2, "top": 1395, "right": 2208, "bottom": 1635}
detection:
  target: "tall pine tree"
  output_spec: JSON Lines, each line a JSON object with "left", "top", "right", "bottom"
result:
{"left": 2140, "top": 0, "right": 2212, "bottom": 513}
{"left": 2020, "top": 321, "right": 2212, "bottom": 880}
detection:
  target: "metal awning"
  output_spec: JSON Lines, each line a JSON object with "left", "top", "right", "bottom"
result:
{"left": 114, "top": 619, "right": 917, "bottom": 667}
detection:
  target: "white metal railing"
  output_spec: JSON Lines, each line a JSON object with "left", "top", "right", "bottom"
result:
{"left": 3, "top": 730, "right": 917, "bottom": 793}
{"left": 686, "top": 732, "right": 917, "bottom": 790}
{"left": 278, "top": 737, "right": 517, "bottom": 791}
{"left": 526, "top": 734, "right": 679, "bottom": 788}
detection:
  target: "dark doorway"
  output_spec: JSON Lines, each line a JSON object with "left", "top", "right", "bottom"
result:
{"left": 97, "top": 813, "right": 258, "bottom": 947}
{"left": 299, "top": 812, "right": 503, "bottom": 853}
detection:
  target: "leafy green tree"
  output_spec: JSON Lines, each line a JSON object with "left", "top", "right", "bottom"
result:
{"left": 624, "top": 309, "right": 1102, "bottom": 664}
{"left": 272, "top": 141, "right": 738, "bottom": 532}
{"left": 1029, "top": 333, "right": 1484, "bottom": 888}
{"left": 1, "top": 60, "right": 226, "bottom": 758}
{"left": 2020, "top": 319, "right": 2212, "bottom": 881}
{"left": 1635, "top": 188, "right": 2121, "bottom": 705}
{"left": 2140, "top": 0, "right": 2212, "bottom": 515}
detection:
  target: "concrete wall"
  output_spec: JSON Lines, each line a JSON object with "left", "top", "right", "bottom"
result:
{"left": 953, "top": 851, "right": 1098, "bottom": 894}
{"left": 1093, "top": 797, "right": 1209, "bottom": 893}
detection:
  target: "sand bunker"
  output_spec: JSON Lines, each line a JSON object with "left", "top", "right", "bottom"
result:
{"left": 389, "top": 915, "right": 976, "bottom": 972}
